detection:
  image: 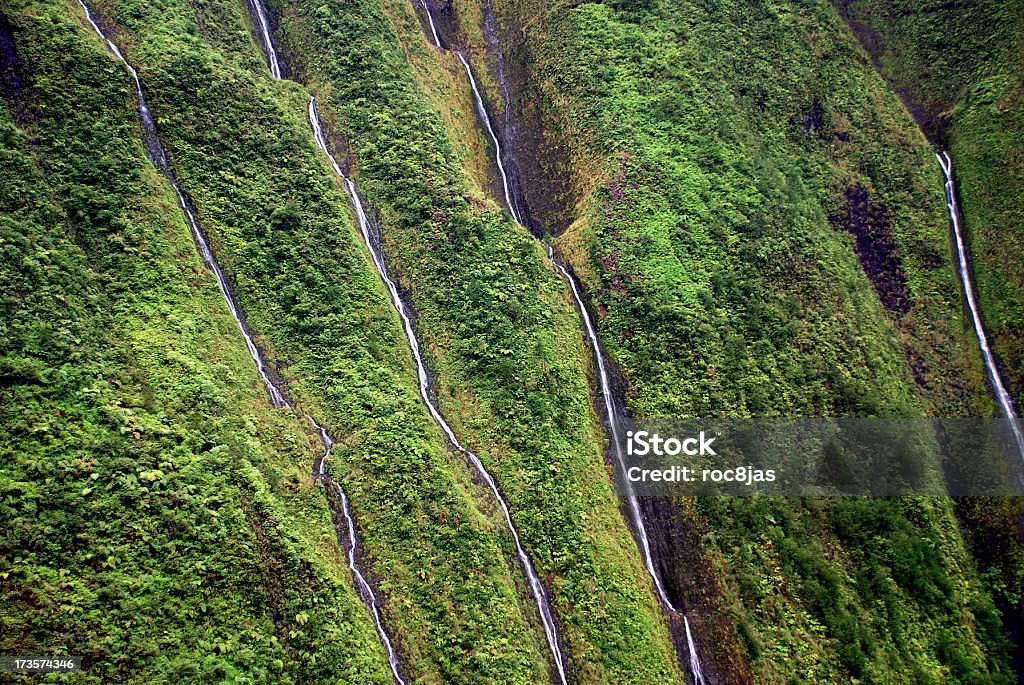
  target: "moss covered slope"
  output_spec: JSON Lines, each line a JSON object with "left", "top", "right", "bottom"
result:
{"left": 0, "top": 3, "right": 392, "bottom": 680}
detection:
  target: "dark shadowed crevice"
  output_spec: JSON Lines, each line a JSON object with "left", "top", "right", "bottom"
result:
{"left": 831, "top": 185, "right": 911, "bottom": 314}
{"left": 0, "top": 13, "right": 25, "bottom": 107}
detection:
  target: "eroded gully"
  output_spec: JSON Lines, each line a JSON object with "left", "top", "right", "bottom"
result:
{"left": 77, "top": 3, "right": 406, "bottom": 682}
{"left": 413, "top": 1, "right": 707, "bottom": 682}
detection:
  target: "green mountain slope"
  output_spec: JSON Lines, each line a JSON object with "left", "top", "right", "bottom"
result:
{"left": 837, "top": 0, "right": 1024, "bottom": 413}
{"left": 276, "top": 0, "right": 686, "bottom": 679}
{"left": 1, "top": 0, "right": 1021, "bottom": 681}
{"left": 465, "top": 0, "right": 1016, "bottom": 680}
{"left": 0, "top": 6, "right": 392, "bottom": 680}
{"left": 0, "top": 0, "right": 569, "bottom": 680}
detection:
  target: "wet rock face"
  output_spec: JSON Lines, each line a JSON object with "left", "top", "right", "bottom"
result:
{"left": 832, "top": 184, "right": 911, "bottom": 314}
{"left": 639, "top": 497, "right": 754, "bottom": 685}
{"left": 0, "top": 13, "right": 23, "bottom": 97}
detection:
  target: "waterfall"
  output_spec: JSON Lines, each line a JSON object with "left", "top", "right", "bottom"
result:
{"left": 77, "top": 0, "right": 286, "bottom": 409}
{"left": 77, "top": 5, "right": 407, "bottom": 682}
{"left": 314, "top": 428, "right": 407, "bottom": 685}
{"left": 546, "top": 246, "right": 708, "bottom": 682}
{"left": 546, "top": 248, "right": 675, "bottom": 610}
{"left": 238, "top": 1, "right": 408, "bottom": 679}
{"left": 937, "top": 152, "right": 1024, "bottom": 461}
{"left": 309, "top": 97, "right": 568, "bottom": 685}
{"left": 417, "top": 1, "right": 521, "bottom": 225}
{"left": 684, "top": 617, "right": 708, "bottom": 685}
{"left": 412, "top": 0, "right": 707, "bottom": 680}
{"left": 247, "top": 0, "right": 281, "bottom": 79}
{"left": 456, "top": 52, "right": 522, "bottom": 225}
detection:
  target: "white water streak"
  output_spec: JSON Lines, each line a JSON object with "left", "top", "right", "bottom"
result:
{"left": 546, "top": 248, "right": 675, "bottom": 610}
{"left": 417, "top": 0, "right": 520, "bottom": 224}
{"left": 456, "top": 52, "right": 521, "bottom": 225}
{"left": 414, "top": 0, "right": 678, "bottom": 616}
{"left": 414, "top": 0, "right": 708, "bottom": 678}
{"left": 316, "top": 437, "right": 407, "bottom": 685}
{"left": 78, "top": 0, "right": 286, "bottom": 408}
{"left": 309, "top": 97, "right": 567, "bottom": 685}
{"left": 684, "top": 617, "right": 707, "bottom": 685}
{"left": 937, "top": 152, "right": 1024, "bottom": 461}
{"left": 237, "top": 7, "right": 407, "bottom": 678}
{"left": 248, "top": 0, "right": 281, "bottom": 79}
{"left": 310, "top": 424, "right": 407, "bottom": 685}
{"left": 418, "top": 0, "right": 442, "bottom": 48}
{"left": 78, "top": 7, "right": 406, "bottom": 681}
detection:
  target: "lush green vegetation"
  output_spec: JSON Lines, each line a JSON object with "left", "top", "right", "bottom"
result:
{"left": 835, "top": 0, "right": 1024, "bottom": 539}
{"left": 835, "top": 0, "right": 1024, "bottom": 672}
{"left": 80, "top": 0, "right": 591, "bottom": 678}
{"left": 478, "top": 0, "right": 1015, "bottom": 680}
{"left": 276, "top": 0, "right": 686, "bottom": 680}
{"left": 4, "top": 0, "right": 1021, "bottom": 680}
{"left": 0, "top": 5, "right": 393, "bottom": 681}
{"left": 836, "top": 0, "right": 1024, "bottom": 415}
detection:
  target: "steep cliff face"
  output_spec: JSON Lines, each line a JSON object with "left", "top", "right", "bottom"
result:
{"left": 0, "top": 4, "right": 394, "bottom": 679}
{"left": 451, "top": 0, "right": 1017, "bottom": 680}
{"left": 275, "top": 0, "right": 687, "bottom": 679}
{"left": 834, "top": 0, "right": 1024, "bottom": 673}
{"left": 836, "top": 0, "right": 1024, "bottom": 437}
{"left": 1, "top": 0, "right": 1021, "bottom": 681}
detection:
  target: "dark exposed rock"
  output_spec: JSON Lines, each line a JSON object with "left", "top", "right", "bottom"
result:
{"left": 803, "top": 99, "right": 826, "bottom": 134}
{"left": 0, "top": 12, "right": 23, "bottom": 97}
{"left": 831, "top": 184, "right": 911, "bottom": 314}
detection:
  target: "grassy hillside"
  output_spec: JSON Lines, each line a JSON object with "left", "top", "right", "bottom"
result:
{"left": 3, "top": 0, "right": 1020, "bottom": 681}
{"left": 275, "top": 0, "right": 687, "bottom": 680}
{"left": 473, "top": 0, "right": 1015, "bottom": 680}
{"left": 836, "top": 0, "right": 1024, "bottom": 413}
{"left": 0, "top": 4, "right": 393, "bottom": 680}
{"left": 833, "top": 0, "right": 1024, "bottom": 672}
{"left": 1, "top": 0, "right": 572, "bottom": 680}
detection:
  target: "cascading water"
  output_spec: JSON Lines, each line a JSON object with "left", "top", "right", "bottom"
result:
{"left": 412, "top": 1, "right": 706, "bottom": 681}
{"left": 683, "top": 616, "right": 708, "bottom": 685}
{"left": 545, "top": 248, "right": 675, "bottom": 611}
{"left": 417, "top": 1, "right": 521, "bottom": 225}
{"left": 77, "top": 5, "right": 407, "bottom": 682}
{"left": 314, "top": 428, "right": 406, "bottom": 685}
{"left": 242, "top": 1, "right": 409, "bottom": 679}
{"left": 77, "top": 0, "right": 286, "bottom": 409}
{"left": 547, "top": 247, "right": 707, "bottom": 684}
{"left": 247, "top": 0, "right": 281, "bottom": 79}
{"left": 456, "top": 52, "right": 522, "bottom": 225}
{"left": 937, "top": 152, "right": 1024, "bottom": 461}
{"left": 308, "top": 97, "right": 568, "bottom": 685}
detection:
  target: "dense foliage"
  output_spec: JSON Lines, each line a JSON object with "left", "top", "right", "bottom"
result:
{"left": 0, "top": 4, "right": 392, "bottom": 681}
{"left": 478, "top": 0, "right": 1015, "bottom": 680}
{"left": 277, "top": 0, "right": 685, "bottom": 679}
{"left": 836, "top": 0, "right": 1024, "bottom": 415}
{"left": 2, "top": 0, "right": 1020, "bottom": 681}
{"left": 835, "top": 0, "right": 1024, "bottom": 672}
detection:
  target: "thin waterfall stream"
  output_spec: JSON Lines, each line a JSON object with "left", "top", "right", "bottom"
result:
{"left": 243, "top": 3, "right": 409, "bottom": 680}
{"left": 78, "top": 4, "right": 406, "bottom": 682}
{"left": 413, "top": 1, "right": 706, "bottom": 681}
{"left": 308, "top": 98, "right": 568, "bottom": 685}
{"left": 77, "top": 0, "right": 285, "bottom": 409}
{"left": 246, "top": 0, "right": 281, "bottom": 79}
{"left": 937, "top": 152, "right": 1024, "bottom": 461}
